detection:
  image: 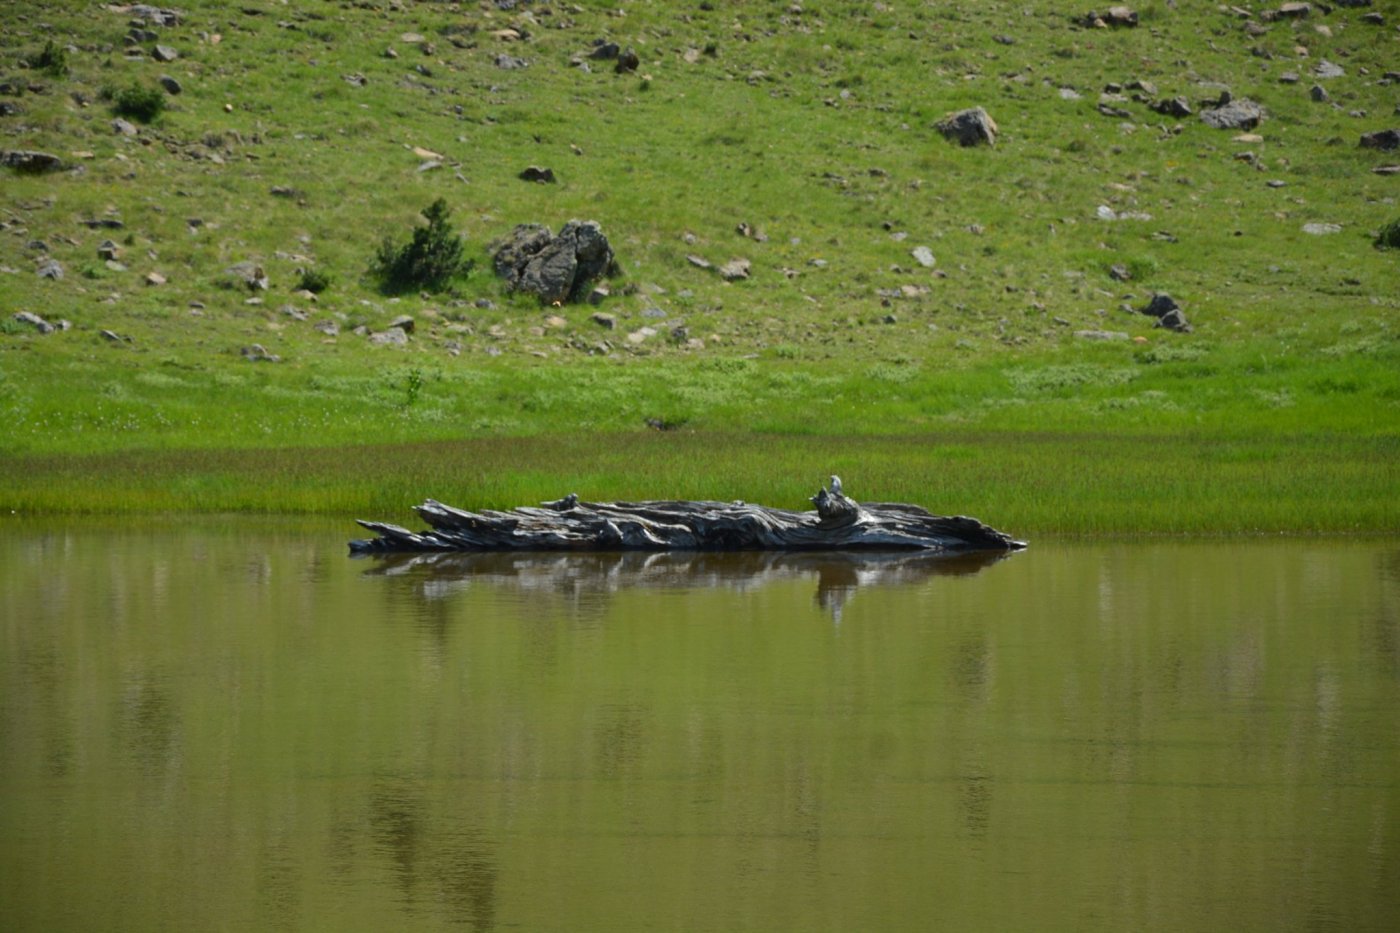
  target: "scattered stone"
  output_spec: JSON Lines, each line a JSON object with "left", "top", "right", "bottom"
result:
{"left": 1279, "top": 72, "right": 1300, "bottom": 84}
{"left": 270, "top": 185, "right": 299, "bottom": 198}
{"left": 936, "top": 107, "right": 998, "bottom": 147}
{"left": 13, "top": 311, "right": 55, "bottom": 334}
{"left": 1310, "top": 84, "right": 1330, "bottom": 103}
{"left": 100, "top": 329, "right": 129, "bottom": 343}
{"left": 158, "top": 74, "right": 182, "bottom": 95}
{"left": 1, "top": 150, "right": 64, "bottom": 173}
{"left": 495, "top": 54, "right": 530, "bottom": 70}
{"left": 387, "top": 314, "right": 415, "bottom": 334}
{"left": 911, "top": 246, "right": 936, "bottom": 268}
{"left": 313, "top": 319, "right": 339, "bottom": 336}
{"left": 1059, "top": 87, "right": 1082, "bottom": 100}
{"left": 587, "top": 284, "right": 610, "bottom": 305}
{"left": 1201, "top": 98, "right": 1264, "bottom": 130}
{"left": 518, "top": 165, "right": 556, "bottom": 183}
{"left": 491, "top": 220, "right": 616, "bottom": 304}
{"left": 1139, "top": 293, "right": 1191, "bottom": 332}
{"left": 1302, "top": 222, "right": 1342, "bottom": 235}
{"left": 1359, "top": 129, "right": 1400, "bottom": 151}
{"left": 145, "top": 271, "right": 166, "bottom": 286}
{"left": 1361, "top": 12, "right": 1384, "bottom": 25}
{"left": 1151, "top": 97, "right": 1193, "bottom": 118}
{"left": 241, "top": 344, "right": 280, "bottom": 362}
{"left": 718, "top": 258, "right": 752, "bottom": 281}
{"left": 1084, "top": 6, "right": 1139, "bottom": 28}
{"left": 1109, "top": 264, "right": 1131, "bottom": 281}
{"left": 1076, "top": 329, "right": 1130, "bottom": 340}
{"left": 615, "top": 48, "right": 641, "bottom": 74}
{"left": 1314, "top": 60, "right": 1345, "bottom": 80}
{"left": 1374, "top": 165, "right": 1400, "bottom": 175}
{"left": 369, "top": 328, "right": 409, "bottom": 347}
{"left": 0, "top": 102, "right": 25, "bottom": 117}
{"left": 342, "top": 73, "right": 367, "bottom": 87}
{"left": 97, "top": 240, "right": 121, "bottom": 261}
{"left": 588, "top": 41, "right": 621, "bottom": 60}
{"left": 112, "top": 118, "right": 138, "bottom": 137}
{"left": 224, "top": 260, "right": 269, "bottom": 290}
{"left": 1097, "top": 101, "right": 1132, "bottom": 119}
{"left": 590, "top": 311, "right": 616, "bottom": 329}
{"left": 544, "top": 314, "right": 568, "bottom": 330}
{"left": 686, "top": 254, "right": 712, "bottom": 270}
{"left": 36, "top": 259, "right": 64, "bottom": 280}
{"left": 278, "top": 304, "right": 307, "bottom": 321}
{"left": 152, "top": 45, "right": 179, "bottom": 63}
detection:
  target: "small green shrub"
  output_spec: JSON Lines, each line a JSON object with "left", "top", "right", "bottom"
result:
{"left": 370, "top": 198, "right": 474, "bottom": 294}
{"left": 27, "top": 41, "right": 69, "bottom": 77}
{"left": 112, "top": 83, "right": 166, "bottom": 122}
{"left": 297, "top": 268, "right": 332, "bottom": 293}
{"left": 1375, "top": 218, "right": 1400, "bottom": 250}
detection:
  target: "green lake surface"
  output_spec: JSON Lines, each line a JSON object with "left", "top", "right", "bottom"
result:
{"left": 2, "top": 519, "right": 1398, "bottom": 931}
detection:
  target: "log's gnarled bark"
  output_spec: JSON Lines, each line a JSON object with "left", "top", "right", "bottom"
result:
{"left": 349, "top": 480, "right": 1025, "bottom": 554}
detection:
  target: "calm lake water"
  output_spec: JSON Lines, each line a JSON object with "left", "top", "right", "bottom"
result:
{"left": 2, "top": 519, "right": 1397, "bottom": 932}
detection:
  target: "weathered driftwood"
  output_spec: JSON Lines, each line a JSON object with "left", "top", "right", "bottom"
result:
{"left": 349, "top": 480, "right": 1025, "bottom": 554}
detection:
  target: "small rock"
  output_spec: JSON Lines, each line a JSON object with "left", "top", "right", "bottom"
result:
{"left": 152, "top": 45, "right": 179, "bottom": 63}
{"left": 1302, "top": 222, "right": 1342, "bottom": 235}
{"left": 1359, "top": 129, "right": 1400, "bottom": 151}
{"left": 36, "top": 259, "right": 64, "bottom": 280}
{"left": 1310, "top": 84, "right": 1330, "bottom": 103}
{"left": 1059, "top": 87, "right": 1082, "bottom": 100}
{"left": 718, "top": 258, "right": 751, "bottom": 281}
{"left": 1201, "top": 99, "right": 1264, "bottom": 130}
{"left": 1, "top": 150, "right": 65, "bottom": 173}
{"left": 388, "top": 314, "right": 415, "bottom": 334}
{"left": 13, "top": 311, "right": 55, "bottom": 334}
{"left": 1314, "top": 60, "right": 1345, "bottom": 80}
{"left": 495, "top": 54, "right": 530, "bottom": 70}
{"left": 544, "top": 314, "right": 568, "bottom": 329}
{"left": 587, "top": 284, "right": 610, "bottom": 305}
{"left": 936, "top": 107, "right": 998, "bottom": 147}
{"left": 369, "top": 328, "right": 409, "bottom": 346}
{"left": 225, "top": 261, "right": 269, "bottom": 291}
{"left": 342, "top": 73, "right": 367, "bottom": 87}
{"left": 911, "top": 246, "right": 936, "bottom": 268}
{"left": 241, "top": 344, "right": 281, "bottom": 362}
{"left": 1109, "top": 264, "right": 1131, "bottom": 281}
{"left": 145, "top": 271, "right": 166, "bottom": 286}
{"left": 158, "top": 74, "right": 182, "bottom": 95}
{"left": 97, "top": 240, "right": 122, "bottom": 261}
{"left": 615, "top": 48, "right": 641, "bottom": 74}
{"left": 313, "top": 319, "right": 339, "bottom": 337}
{"left": 1075, "top": 329, "right": 1130, "bottom": 341}
{"left": 519, "top": 166, "right": 556, "bottom": 183}
{"left": 588, "top": 41, "right": 621, "bottom": 60}
{"left": 687, "top": 254, "right": 712, "bottom": 270}
{"left": 1139, "top": 293, "right": 1192, "bottom": 332}
{"left": 112, "top": 118, "right": 138, "bottom": 136}
{"left": 1151, "top": 97, "right": 1193, "bottom": 118}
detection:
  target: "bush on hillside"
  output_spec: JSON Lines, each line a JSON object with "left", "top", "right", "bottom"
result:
{"left": 297, "top": 267, "right": 332, "bottom": 294}
{"left": 111, "top": 83, "right": 165, "bottom": 122}
{"left": 370, "top": 198, "right": 474, "bottom": 294}
{"left": 1376, "top": 218, "right": 1400, "bottom": 250}
{"left": 27, "top": 41, "right": 69, "bottom": 77}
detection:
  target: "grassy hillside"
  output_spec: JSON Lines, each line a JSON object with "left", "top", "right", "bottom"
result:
{"left": 2, "top": 0, "right": 1397, "bottom": 530}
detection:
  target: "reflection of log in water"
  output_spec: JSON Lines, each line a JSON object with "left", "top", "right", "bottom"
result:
{"left": 355, "top": 548, "right": 1016, "bottom": 622}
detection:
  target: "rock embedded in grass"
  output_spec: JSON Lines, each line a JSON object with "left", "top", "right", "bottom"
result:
{"left": 1359, "top": 129, "right": 1400, "bottom": 151}
{"left": 2, "top": 150, "right": 65, "bottom": 173}
{"left": 1201, "top": 98, "right": 1264, "bottom": 130}
{"left": 936, "top": 107, "right": 998, "bottom": 146}
{"left": 492, "top": 220, "right": 616, "bottom": 304}
{"left": 1138, "top": 293, "right": 1191, "bottom": 333}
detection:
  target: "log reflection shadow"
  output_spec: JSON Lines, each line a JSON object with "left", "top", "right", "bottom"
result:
{"left": 355, "top": 549, "right": 1015, "bottom": 622}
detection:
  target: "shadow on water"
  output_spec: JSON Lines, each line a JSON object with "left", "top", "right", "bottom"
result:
{"left": 351, "top": 549, "right": 1017, "bottom": 623}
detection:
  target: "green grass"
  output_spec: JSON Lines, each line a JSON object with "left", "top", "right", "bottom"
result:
{"left": 1, "top": 1, "right": 1397, "bottom": 531}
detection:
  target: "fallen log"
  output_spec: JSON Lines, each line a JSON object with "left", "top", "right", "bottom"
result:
{"left": 349, "top": 478, "right": 1025, "bottom": 554}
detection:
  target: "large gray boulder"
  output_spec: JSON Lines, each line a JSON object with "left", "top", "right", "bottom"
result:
{"left": 936, "top": 107, "right": 998, "bottom": 147}
{"left": 1201, "top": 98, "right": 1264, "bottom": 130}
{"left": 492, "top": 220, "right": 615, "bottom": 304}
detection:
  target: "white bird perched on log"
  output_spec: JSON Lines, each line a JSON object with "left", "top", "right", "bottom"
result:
{"left": 829, "top": 475, "right": 843, "bottom": 496}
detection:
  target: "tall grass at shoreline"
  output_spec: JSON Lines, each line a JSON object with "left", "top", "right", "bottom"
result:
{"left": 3, "top": 429, "right": 1394, "bottom": 536}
